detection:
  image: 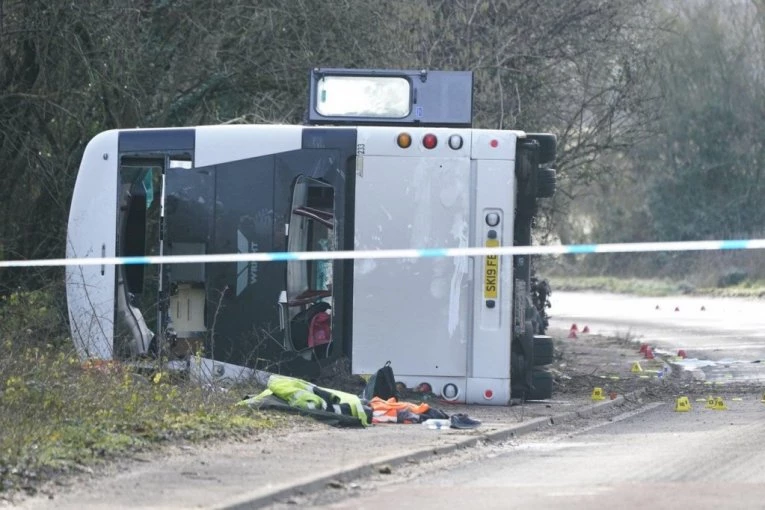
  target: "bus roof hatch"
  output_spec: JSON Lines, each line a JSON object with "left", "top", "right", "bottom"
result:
{"left": 307, "top": 68, "right": 473, "bottom": 128}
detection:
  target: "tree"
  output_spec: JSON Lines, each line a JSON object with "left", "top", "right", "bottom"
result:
{"left": 645, "top": 1, "right": 765, "bottom": 241}
{"left": 0, "top": 0, "right": 390, "bottom": 291}
{"left": 0, "top": 0, "right": 662, "bottom": 291}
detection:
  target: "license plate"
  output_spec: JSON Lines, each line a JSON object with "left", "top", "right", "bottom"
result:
{"left": 484, "top": 239, "right": 500, "bottom": 299}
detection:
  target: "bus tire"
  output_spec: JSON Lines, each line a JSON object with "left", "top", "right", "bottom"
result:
{"left": 527, "top": 369, "right": 553, "bottom": 400}
{"left": 533, "top": 335, "right": 554, "bottom": 366}
{"left": 537, "top": 167, "right": 556, "bottom": 198}
{"left": 527, "top": 133, "right": 557, "bottom": 167}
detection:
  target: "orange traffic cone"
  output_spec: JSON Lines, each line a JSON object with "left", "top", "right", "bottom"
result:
{"left": 644, "top": 346, "right": 655, "bottom": 360}
{"left": 570, "top": 323, "right": 579, "bottom": 332}
{"left": 677, "top": 349, "right": 687, "bottom": 359}
{"left": 674, "top": 306, "right": 680, "bottom": 312}
{"left": 639, "top": 343, "right": 649, "bottom": 354}
{"left": 568, "top": 329, "right": 578, "bottom": 339}
{"left": 582, "top": 325, "right": 590, "bottom": 334}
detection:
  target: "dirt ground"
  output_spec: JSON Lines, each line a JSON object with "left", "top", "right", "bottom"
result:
{"left": 549, "top": 325, "right": 763, "bottom": 400}
{"left": 3, "top": 328, "right": 746, "bottom": 508}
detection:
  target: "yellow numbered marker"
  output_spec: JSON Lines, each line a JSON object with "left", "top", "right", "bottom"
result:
{"left": 674, "top": 396, "right": 691, "bottom": 412}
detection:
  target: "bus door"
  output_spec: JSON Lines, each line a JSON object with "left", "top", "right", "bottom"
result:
{"left": 164, "top": 144, "right": 353, "bottom": 372}
{"left": 114, "top": 157, "right": 164, "bottom": 358}
{"left": 280, "top": 176, "right": 335, "bottom": 358}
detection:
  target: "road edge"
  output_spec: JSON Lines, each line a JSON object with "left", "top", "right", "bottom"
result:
{"left": 216, "top": 389, "right": 648, "bottom": 510}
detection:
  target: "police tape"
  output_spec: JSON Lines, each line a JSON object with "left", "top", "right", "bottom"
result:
{"left": 2, "top": 239, "right": 765, "bottom": 269}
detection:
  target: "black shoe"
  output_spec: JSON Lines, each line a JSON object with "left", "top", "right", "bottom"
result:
{"left": 450, "top": 413, "right": 481, "bottom": 429}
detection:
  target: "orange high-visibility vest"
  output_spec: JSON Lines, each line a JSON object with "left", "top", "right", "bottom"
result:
{"left": 368, "top": 397, "right": 430, "bottom": 424}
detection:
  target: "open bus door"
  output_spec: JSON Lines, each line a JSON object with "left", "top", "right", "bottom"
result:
{"left": 280, "top": 177, "right": 335, "bottom": 358}
{"left": 159, "top": 129, "right": 355, "bottom": 376}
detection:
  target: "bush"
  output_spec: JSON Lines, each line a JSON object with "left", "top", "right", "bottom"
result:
{"left": 717, "top": 268, "right": 748, "bottom": 288}
{"left": 0, "top": 286, "right": 275, "bottom": 495}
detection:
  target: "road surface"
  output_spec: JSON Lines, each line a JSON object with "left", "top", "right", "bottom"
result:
{"left": 269, "top": 291, "right": 765, "bottom": 510}
{"left": 548, "top": 291, "right": 765, "bottom": 382}
{"left": 305, "top": 400, "right": 765, "bottom": 510}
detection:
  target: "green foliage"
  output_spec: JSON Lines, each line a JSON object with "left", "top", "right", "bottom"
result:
{"left": 0, "top": 289, "right": 275, "bottom": 493}
{"left": 645, "top": 3, "right": 765, "bottom": 241}
{"left": 550, "top": 274, "right": 765, "bottom": 298}
{"left": 558, "top": 1, "right": 765, "bottom": 280}
{"left": 549, "top": 276, "right": 693, "bottom": 297}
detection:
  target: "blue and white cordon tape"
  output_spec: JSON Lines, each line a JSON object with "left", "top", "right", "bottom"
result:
{"left": 1, "top": 239, "right": 764, "bottom": 268}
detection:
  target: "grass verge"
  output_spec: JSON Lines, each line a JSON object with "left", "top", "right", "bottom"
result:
{"left": 549, "top": 276, "right": 765, "bottom": 298}
{"left": 0, "top": 290, "right": 278, "bottom": 496}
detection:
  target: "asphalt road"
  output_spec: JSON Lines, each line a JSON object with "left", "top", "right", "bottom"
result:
{"left": 548, "top": 291, "right": 765, "bottom": 383}
{"left": 312, "top": 400, "right": 765, "bottom": 510}
{"left": 282, "top": 291, "right": 765, "bottom": 510}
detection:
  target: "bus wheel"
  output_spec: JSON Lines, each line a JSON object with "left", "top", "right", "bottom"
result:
{"left": 536, "top": 167, "right": 556, "bottom": 198}
{"left": 528, "top": 133, "right": 557, "bottom": 167}
{"left": 533, "top": 335, "right": 554, "bottom": 366}
{"left": 527, "top": 369, "right": 553, "bottom": 400}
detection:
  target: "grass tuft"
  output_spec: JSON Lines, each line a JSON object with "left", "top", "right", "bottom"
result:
{"left": 0, "top": 289, "right": 276, "bottom": 494}
{"left": 549, "top": 276, "right": 765, "bottom": 298}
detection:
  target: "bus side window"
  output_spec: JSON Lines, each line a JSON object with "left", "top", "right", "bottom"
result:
{"left": 286, "top": 177, "right": 334, "bottom": 301}
{"left": 283, "top": 176, "right": 335, "bottom": 353}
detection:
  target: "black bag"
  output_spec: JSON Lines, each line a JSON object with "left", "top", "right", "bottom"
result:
{"left": 361, "top": 361, "right": 399, "bottom": 401}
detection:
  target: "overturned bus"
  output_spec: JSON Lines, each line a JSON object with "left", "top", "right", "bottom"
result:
{"left": 65, "top": 68, "right": 557, "bottom": 404}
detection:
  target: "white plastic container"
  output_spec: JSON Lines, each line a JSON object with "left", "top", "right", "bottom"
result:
{"left": 422, "top": 419, "right": 451, "bottom": 430}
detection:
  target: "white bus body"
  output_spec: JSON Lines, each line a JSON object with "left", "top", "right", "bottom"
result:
{"left": 66, "top": 69, "right": 557, "bottom": 404}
